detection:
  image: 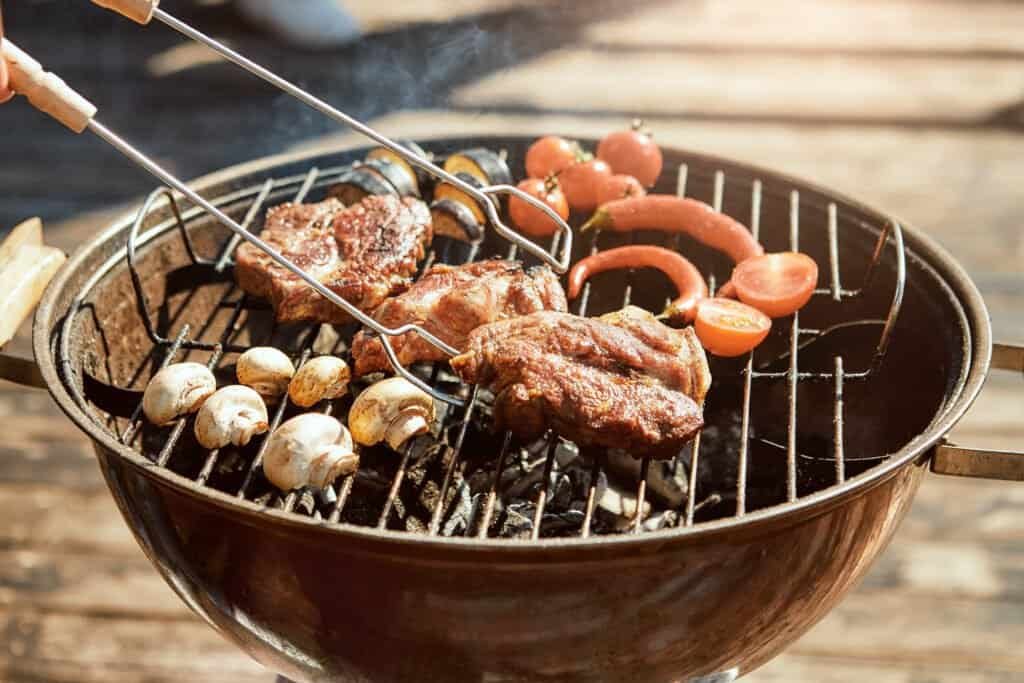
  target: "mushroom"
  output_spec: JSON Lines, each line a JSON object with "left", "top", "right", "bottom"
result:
{"left": 288, "top": 356, "right": 351, "bottom": 408}
{"left": 236, "top": 347, "right": 295, "bottom": 402}
{"left": 348, "top": 377, "right": 435, "bottom": 450}
{"left": 142, "top": 362, "right": 217, "bottom": 426}
{"left": 193, "top": 385, "right": 270, "bottom": 450}
{"left": 262, "top": 413, "right": 358, "bottom": 491}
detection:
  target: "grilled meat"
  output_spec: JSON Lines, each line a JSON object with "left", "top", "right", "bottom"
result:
{"left": 235, "top": 195, "right": 432, "bottom": 323}
{"left": 351, "top": 260, "right": 567, "bottom": 376}
{"left": 451, "top": 306, "right": 711, "bottom": 458}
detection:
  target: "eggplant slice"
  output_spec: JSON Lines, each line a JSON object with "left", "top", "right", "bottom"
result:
{"left": 443, "top": 148, "right": 512, "bottom": 187}
{"left": 366, "top": 139, "right": 431, "bottom": 195}
{"left": 434, "top": 171, "right": 498, "bottom": 225}
{"left": 328, "top": 167, "right": 398, "bottom": 205}
{"left": 430, "top": 198, "right": 483, "bottom": 242}
{"left": 361, "top": 158, "right": 419, "bottom": 197}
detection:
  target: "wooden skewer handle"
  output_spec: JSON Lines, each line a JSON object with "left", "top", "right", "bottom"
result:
{"left": 91, "top": 0, "right": 158, "bottom": 25}
{"left": 1, "top": 39, "right": 97, "bottom": 133}
{"left": 0, "top": 218, "right": 66, "bottom": 349}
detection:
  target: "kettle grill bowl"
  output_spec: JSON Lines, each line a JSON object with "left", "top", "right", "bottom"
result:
{"left": 36, "top": 138, "right": 990, "bottom": 681}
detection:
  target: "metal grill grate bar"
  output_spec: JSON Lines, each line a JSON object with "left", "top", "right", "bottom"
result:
{"left": 786, "top": 191, "right": 801, "bottom": 502}
{"left": 735, "top": 179, "right": 763, "bottom": 516}
{"left": 834, "top": 356, "right": 846, "bottom": 483}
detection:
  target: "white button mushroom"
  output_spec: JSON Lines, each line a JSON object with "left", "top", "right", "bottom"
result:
{"left": 262, "top": 413, "right": 358, "bottom": 491}
{"left": 142, "top": 362, "right": 217, "bottom": 426}
{"left": 236, "top": 347, "right": 295, "bottom": 402}
{"left": 288, "top": 356, "right": 351, "bottom": 408}
{"left": 193, "top": 385, "right": 270, "bottom": 450}
{"left": 348, "top": 377, "right": 435, "bottom": 450}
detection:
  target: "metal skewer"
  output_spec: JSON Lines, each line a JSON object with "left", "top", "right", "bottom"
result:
{"left": 0, "top": 36, "right": 472, "bottom": 406}
{"left": 91, "top": 0, "right": 573, "bottom": 273}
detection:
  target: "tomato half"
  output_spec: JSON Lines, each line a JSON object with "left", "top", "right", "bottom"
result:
{"left": 732, "top": 252, "right": 818, "bottom": 318}
{"left": 596, "top": 125, "right": 663, "bottom": 187}
{"left": 509, "top": 178, "right": 570, "bottom": 237}
{"left": 558, "top": 158, "right": 612, "bottom": 212}
{"left": 525, "top": 136, "right": 578, "bottom": 179}
{"left": 694, "top": 298, "right": 771, "bottom": 357}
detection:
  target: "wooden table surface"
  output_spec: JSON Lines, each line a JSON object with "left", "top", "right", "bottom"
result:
{"left": 1, "top": 1, "right": 1022, "bottom": 681}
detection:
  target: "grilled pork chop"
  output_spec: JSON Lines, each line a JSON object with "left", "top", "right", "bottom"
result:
{"left": 351, "top": 260, "right": 567, "bottom": 376}
{"left": 451, "top": 306, "right": 711, "bottom": 458}
{"left": 235, "top": 195, "right": 432, "bottom": 323}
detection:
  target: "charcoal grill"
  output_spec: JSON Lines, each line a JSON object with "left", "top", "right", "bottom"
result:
{"left": 2, "top": 5, "right": 1023, "bottom": 681}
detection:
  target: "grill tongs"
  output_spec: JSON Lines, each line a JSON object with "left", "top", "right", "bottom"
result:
{"left": 2, "top": 0, "right": 574, "bottom": 406}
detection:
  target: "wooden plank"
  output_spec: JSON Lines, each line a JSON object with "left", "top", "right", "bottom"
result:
{"left": 0, "top": 609, "right": 270, "bottom": 683}
{"left": 0, "top": 550, "right": 188, "bottom": 619}
{"left": 452, "top": 49, "right": 1024, "bottom": 123}
{"left": 584, "top": 0, "right": 1024, "bottom": 53}
{"left": 751, "top": 653, "right": 1022, "bottom": 683}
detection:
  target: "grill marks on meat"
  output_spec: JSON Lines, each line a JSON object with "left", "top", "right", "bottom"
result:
{"left": 351, "top": 260, "right": 568, "bottom": 376}
{"left": 451, "top": 306, "right": 711, "bottom": 458}
{"left": 235, "top": 195, "right": 432, "bottom": 323}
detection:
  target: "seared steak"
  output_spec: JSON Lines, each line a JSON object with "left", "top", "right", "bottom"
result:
{"left": 451, "top": 306, "right": 711, "bottom": 458}
{"left": 351, "top": 260, "right": 567, "bottom": 376}
{"left": 235, "top": 195, "right": 432, "bottom": 323}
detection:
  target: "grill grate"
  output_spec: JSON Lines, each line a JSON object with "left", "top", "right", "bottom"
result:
{"left": 63, "top": 152, "right": 906, "bottom": 540}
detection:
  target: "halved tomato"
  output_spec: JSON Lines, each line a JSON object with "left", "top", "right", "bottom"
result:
{"left": 694, "top": 298, "right": 771, "bottom": 357}
{"left": 731, "top": 252, "right": 818, "bottom": 318}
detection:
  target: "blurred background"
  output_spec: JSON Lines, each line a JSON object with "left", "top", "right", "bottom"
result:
{"left": 1, "top": 0, "right": 1022, "bottom": 681}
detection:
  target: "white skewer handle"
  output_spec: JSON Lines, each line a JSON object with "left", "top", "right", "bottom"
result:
{"left": 91, "top": 0, "right": 158, "bottom": 24}
{"left": 1, "top": 39, "right": 97, "bottom": 133}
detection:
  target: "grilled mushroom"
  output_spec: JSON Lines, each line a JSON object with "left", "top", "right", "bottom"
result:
{"left": 193, "top": 385, "right": 270, "bottom": 449}
{"left": 142, "top": 362, "right": 217, "bottom": 426}
{"left": 348, "top": 377, "right": 435, "bottom": 450}
{"left": 236, "top": 347, "right": 295, "bottom": 402}
{"left": 288, "top": 356, "right": 351, "bottom": 408}
{"left": 262, "top": 413, "right": 358, "bottom": 491}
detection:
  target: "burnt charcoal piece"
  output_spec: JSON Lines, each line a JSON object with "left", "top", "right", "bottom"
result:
{"left": 351, "top": 259, "right": 567, "bottom": 376}
{"left": 451, "top": 306, "right": 711, "bottom": 459}
{"left": 235, "top": 195, "right": 432, "bottom": 323}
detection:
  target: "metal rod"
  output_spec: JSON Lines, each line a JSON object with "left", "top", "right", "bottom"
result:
{"left": 530, "top": 437, "right": 560, "bottom": 540}
{"left": 87, "top": 118, "right": 466, "bottom": 407}
{"left": 736, "top": 178, "right": 762, "bottom": 516}
{"left": 151, "top": 8, "right": 572, "bottom": 273}
{"left": 427, "top": 386, "right": 480, "bottom": 535}
{"left": 827, "top": 203, "right": 842, "bottom": 302}
{"left": 834, "top": 355, "right": 846, "bottom": 484}
{"left": 120, "top": 325, "right": 190, "bottom": 445}
{"left": 786, "top": 190, "right": 801, "bottom": 502}
{"left": 475, "top": 431, "right": 514, "bottom": 538}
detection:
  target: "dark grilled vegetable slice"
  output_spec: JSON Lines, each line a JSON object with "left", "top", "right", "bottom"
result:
{"left": 443, "top": 148, "right": 512, "bottom": 187}
{"left": 328, "top": 167, "right": 398, "bottom": 205}
{"left": 366, "top": 139, "right": 430, "bottom": 195}
{"left": 361, "top": 158, "right": 419, "bottom": 197}
{"left": 430, "top": 198, "right": 483, "bottom": 242}
{"left": 434, "top": 171, "right": 495, "bottom": 225}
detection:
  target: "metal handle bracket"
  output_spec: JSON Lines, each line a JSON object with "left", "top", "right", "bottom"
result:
{"left": 931, "top": 342, "right": 1024, "bottom": 481}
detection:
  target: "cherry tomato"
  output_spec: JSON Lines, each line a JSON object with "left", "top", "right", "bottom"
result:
{"left": 509, "top": 178, "right": 570, "bottom": 237}
{"left": 525, "top": 136, "right": 578, "bottom": 179}
{"left": 559, "top": 158, "right": 612, "bottom": 212}
{"left": 596, "top": 123, "right": 663, "bottom": 187}
{"left": 694, "top": 298, "right": 771, "bottom": 357}
{"left": 732, "top": 252, "right": 819, "bottom": 318}
{"left": 594, "top": 174, "right": 646, "bottom": 206}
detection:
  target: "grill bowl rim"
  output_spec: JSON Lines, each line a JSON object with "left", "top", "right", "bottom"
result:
{"left": 34, "top": 137, "right": 992, "bottom": 553}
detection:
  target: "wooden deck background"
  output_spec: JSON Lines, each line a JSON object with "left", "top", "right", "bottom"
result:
{"left": 1, "top": 0, "right": 1022, "bottom": 680}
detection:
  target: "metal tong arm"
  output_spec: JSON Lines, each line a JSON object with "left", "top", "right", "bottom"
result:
{"left": 1, "top": 37, "right": 465, "bottom": 406}
{"left": 91, "top": 0, "right": 574, "bottom": 274}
